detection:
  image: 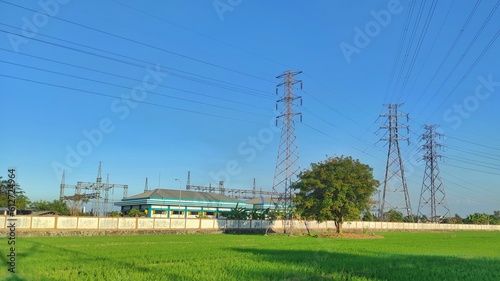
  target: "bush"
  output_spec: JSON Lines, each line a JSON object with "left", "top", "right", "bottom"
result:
{"left": 128, "top": 208, "right": 146, "bottom": 217}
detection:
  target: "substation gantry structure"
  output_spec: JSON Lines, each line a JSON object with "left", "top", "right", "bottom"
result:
{"left": 184, "top": 171, "right": 281, "bottom": 200}
{"left": 59, "top": 162, "right": 128, "bottom": 216}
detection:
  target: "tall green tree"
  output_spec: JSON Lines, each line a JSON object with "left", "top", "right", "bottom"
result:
{"left": 293, "top": 156, "right": 379, "bottom": 233}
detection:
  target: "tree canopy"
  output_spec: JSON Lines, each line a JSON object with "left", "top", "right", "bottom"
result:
{"left": 30, "top": 200, "right": 71, "bottom": 216}
{"left": 63, "top": 194, "right": 90, "bottom": 216}
{"left": 464, "top": 212, "right": 495, "bottom": 225}
{"left": 0, "top": 177, "right": 31, "bottom": 209}
{"left": 293, "top": 156, "right": 379, "bottom": 233}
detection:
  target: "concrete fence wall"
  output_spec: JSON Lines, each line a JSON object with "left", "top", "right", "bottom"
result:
{"left": 2, "top": 216, "right": 500, "bottom": 231}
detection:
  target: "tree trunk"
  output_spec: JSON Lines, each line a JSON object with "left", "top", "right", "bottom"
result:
{"left": 335, "top": 220, "right": 343, "bottom": 234}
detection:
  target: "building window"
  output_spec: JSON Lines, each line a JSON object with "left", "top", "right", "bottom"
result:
{"left": 190, "top": 211, "right": 199, "bottom": 216}
{"left": 155, "top": 210, "right": 164, "bottom": 215}
{"left": 206, "top": 212, "right": 215, "bottom": 216}
{"left": 172, "top": 211, "right": 184, "bottom": 215}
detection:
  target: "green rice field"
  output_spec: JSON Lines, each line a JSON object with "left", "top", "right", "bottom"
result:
{"left": 1, "top": 231, "right": 500, "bottom": 280}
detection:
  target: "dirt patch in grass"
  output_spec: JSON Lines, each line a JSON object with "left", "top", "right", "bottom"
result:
{"left": 314, "top": 232, "right": 384, "bottom": 239}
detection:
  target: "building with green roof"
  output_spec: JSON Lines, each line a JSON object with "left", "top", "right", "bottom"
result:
{"left": 114, "top": 188, "right": 245, "bottom": 218}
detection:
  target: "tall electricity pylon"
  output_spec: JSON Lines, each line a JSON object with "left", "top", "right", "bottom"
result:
{"left": 417, "top": 124, "right": 450, "bottom": 222}
{"left": 379, "top": 103, "right": 412, "bottom": 220}
{"left": 272, "top": 70, "right": 302, "bottom": 233}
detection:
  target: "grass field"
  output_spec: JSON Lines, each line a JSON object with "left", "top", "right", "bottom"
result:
{"left": 1, "top": 231, "right": 500, "bottom": 280}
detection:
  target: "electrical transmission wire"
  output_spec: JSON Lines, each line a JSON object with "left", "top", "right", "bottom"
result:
{"left": 394, "top": 0, "right": 438, "bottom": 102}
{"left": 0, "top": 48, "right": 270, "bottom": 111}
{"left": 107, "top": 0, "right": 291, "bottom": 70}
{"left": 403, "top": 1, "right": 455, "bottom": 103}
{"left": 0, "top": 59, "right": 272, "bottom": 117}
{"left": 384, "top": 0, "right": 417, "bottom": 102}
{"left": 447, "top": 136, "right": 500, "bottom": 152}
{"left": 413, "top": 1, "right": 499, "bottom": 121}
{"left": 390, "top": 0, "right": 429, "bottom": 102}
{"left": 0, "top": 73, "right": 268, "bottom": 125}
{"left": 299, "top": 89, "right": 366, "bottom": 129}
{"left": 426, "top": 27, "right": 500, "bottom": 121}
{"left": 447, "top": 145, "right": 500, "bottom": 161}
{"left": 408, "top": 0, "right": 481, "bottom": 113}
{"left": 447, "top": 156, "right": 499, "bottom": 171}
{"left": 0, "top": 0, "right": 275, "bottom": 84}
{"left": 109, "top": 0, "right": 386, "bottom": 153}
{"left": 444, "top": 163, "right": 500, "bottom": 176}
{"left": 8, "top": 0, "right": 380, "bottom": 154}
{"left": 0, "top": 24, "right": 272, "bottom": 99}
{"left": 442, "top": 169, "right": 499, "bottom": 197}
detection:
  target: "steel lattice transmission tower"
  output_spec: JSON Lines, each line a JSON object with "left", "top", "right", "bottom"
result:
{"left": 379, "top": 103, "right": 413, "bottom": 220}
{"left": 417, "top": 124, "right": 450, "bottom": 222}
{"left": 272, "top": 70, "right": 302, "bottom": 230}
{"left": 92, "top": 162, "right": 103, "bottom": 216}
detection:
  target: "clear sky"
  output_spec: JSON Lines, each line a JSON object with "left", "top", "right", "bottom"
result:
{"left": 1, "top": 0, "right": 499, "bottom": 217}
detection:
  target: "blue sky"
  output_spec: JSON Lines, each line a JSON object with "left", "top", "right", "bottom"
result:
{"left": 0, "top": 0, "right": 499, "bottom": 216}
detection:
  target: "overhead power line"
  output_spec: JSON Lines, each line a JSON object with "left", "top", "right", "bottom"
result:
{"left": 0, "top": 0, "right": 275, "bottom": 84}
{"left": 0, "top": 73, "right": 266, "bottom": 124}
{"left": 108, "top": 0, "right": 291, "bottom": 70}
{"left": 448, "top": 135, "right": 500, "bottom": 152}
{"left": 416, "top": 1, "right": 500, "bottom": 120}
{"left": 0, "top": 47, "right": 268, "bottom": 110}
{"left": 0, "top": 59, "right": 271, "bottom": 117}
{"left": 0, "top": 25, "right": 271, "bottom": 99}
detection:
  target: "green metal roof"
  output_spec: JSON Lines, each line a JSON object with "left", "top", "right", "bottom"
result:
{"left": 123, "top": 188, "right": 243, "bottom": 203}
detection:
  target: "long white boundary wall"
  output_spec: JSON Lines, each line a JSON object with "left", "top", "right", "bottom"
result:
{"left": 1, "top": 216, "right": 500, "bottom": 231}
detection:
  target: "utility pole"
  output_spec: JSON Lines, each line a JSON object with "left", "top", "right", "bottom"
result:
{"left": 417, "top": 124, "right": 450, "bottom": 222}
{"left": 379, "top": 103, "right": 412, "bottom": 220}
{"left": 272, "top": 70, "right": 302, "bottom": 234}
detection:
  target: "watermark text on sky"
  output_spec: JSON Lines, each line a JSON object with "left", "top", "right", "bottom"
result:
{"left": 339, "top": 0, "right": 403, "bottom": 63}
